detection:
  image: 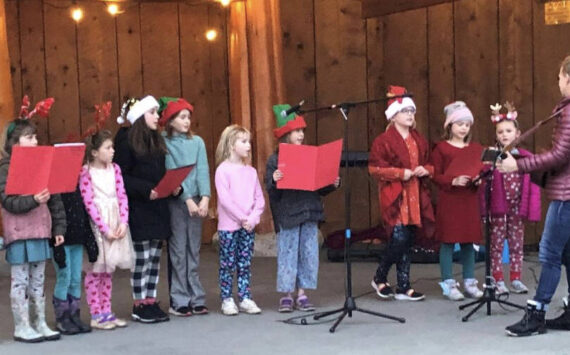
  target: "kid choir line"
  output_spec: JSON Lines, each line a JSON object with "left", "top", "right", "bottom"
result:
{"left": 1, "top": 54, "right": 569, "bottom": 343}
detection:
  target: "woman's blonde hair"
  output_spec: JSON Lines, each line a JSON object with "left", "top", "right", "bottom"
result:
{"left": 215, "top": 124, "right": 251, "bottom": 166}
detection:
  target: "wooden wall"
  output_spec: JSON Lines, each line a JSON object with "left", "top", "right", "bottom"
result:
{"left": 279, "top": 0, "right": 570, "bottom": 245}
{"left": 5, "top": 0, "right": 230, "bottom": 242}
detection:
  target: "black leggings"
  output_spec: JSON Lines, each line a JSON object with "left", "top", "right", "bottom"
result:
{"left": 374, "top": 225, "right": 416, "bottom": 291}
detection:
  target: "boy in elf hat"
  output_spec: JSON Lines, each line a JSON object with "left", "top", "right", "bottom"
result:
{"left": 265, "top": 104, "right": 340, "bottom": 312}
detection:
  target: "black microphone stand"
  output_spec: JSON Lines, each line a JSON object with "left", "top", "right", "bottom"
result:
{"left": 292, "top": 96, "right": 407, "bottom": 333}
{"left": 458, "top": 152, "right": 525, "bottom": 321}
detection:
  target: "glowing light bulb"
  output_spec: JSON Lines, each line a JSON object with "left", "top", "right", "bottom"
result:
{"left": 205, "top": 29, "right": 218, "bottom": 41}
{"left": 219, "top": 0, "right": 231, "bottom": 6}
{"left": 71, "top": 7, "right": 84, "bottom": 22}
{"left": 107, "top": 4, "right": 120, "bottom": 16}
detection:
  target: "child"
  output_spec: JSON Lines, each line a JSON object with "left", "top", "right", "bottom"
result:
{"left": 215, "top": 124, "right": 265, "bottom": 316}
{"left": 53, "top": 185, "right": 98, "bottom": 335}
{"left": 159, "top": 97, "right": 211, "bottom": 316}
{"left": 431, "top": 101, "right": 484, "bottom": 301}
{"left": 80, "top": 129, "right": 135, "bottom": 329}
{"left": 0, "top": 103, "right": 66, "bottom": 342}
{"left": 482, "top": 102, "right": 541, "bottom": 295}
{"left": 114, "top": 96, "right": 172, "bottom": 323}
{"left": 368, "top": 86, "right": 434, "bottom": 302}
{"left": 265, "top": 104, "right": 339, "bottom": 312}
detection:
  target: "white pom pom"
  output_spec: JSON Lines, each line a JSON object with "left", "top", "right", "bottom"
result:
{"left": 117, "top": 116, "right": 125, "bottom": 124}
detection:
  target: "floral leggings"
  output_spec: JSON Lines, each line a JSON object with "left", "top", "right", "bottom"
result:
{"left": 490, "top": 215, "right": 524, "bottom": 282}
{"left": 218, "top": 228, "right": 255, "bottom": 301}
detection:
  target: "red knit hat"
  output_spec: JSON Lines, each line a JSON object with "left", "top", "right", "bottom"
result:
{"left": 158, "top": 98, "right": 194, "bottom": 127}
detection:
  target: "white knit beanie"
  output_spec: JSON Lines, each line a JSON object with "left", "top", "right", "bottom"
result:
{"left": 117, "top": 95, "right": 159, "bottom": 125}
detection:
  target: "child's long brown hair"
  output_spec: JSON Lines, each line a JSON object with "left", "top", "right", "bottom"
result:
{"left": 85, "top": 130, "right": 113, "bottom": 164}
{"left": 127, "top": 117, "right": 167, "bottom": 157}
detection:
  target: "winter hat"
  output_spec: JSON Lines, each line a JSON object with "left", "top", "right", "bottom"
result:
{"left": 158, "top": 97, "right": 194, "bottom": 127}
{"left": 443, "top": 101, "right": 474, "bottom": 129}
{"left": 116, "top": 95, "right": 159, "bottom": 125}
{"left": 385, "top": 85, "right": 415, "bottom": 120}
{"left": 272, "top": 104, "right": 307, "bottom": 139}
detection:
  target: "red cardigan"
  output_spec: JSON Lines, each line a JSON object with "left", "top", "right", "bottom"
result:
{"left": 368, "top": 126, "right": 435, "bottom": 240}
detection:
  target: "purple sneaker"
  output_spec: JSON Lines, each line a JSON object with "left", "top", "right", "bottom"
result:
{"left": 278, "top": 297, "right": 294, "bottom": 313}
{"left": 295, "top": 295, "right": 315, "bottom": 312}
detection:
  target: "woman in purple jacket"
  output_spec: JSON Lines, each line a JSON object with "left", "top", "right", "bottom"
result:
{"left": 481, "top": 102, "right": 541, "bottom": 296}
{"left": 499, "top": 55, "right": 570, "bottom": 337}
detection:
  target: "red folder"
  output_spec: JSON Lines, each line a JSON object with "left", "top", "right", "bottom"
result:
{"left": 154, "top": 165, "right": 193, "bottom": 199}
{"left": 444, "top": 146, "right": 484, "bottom": 178}
{"left": 6, "top": 144, "right": 86, "bottom": 195}
{"left": 277, "top": 139, "right": 343, "bottom": 191}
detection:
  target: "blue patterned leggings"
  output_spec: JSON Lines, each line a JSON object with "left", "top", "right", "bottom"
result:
{"left": 218, "top": 228, "right": 255, "bottom": 301}
{"left": 277, "top": 222, "right": 319, "bottom": 293}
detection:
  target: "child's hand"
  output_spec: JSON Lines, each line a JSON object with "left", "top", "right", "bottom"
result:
{"left": 54, "top": 235, "right": 64, "bottom": 247}
{"left": 273, "top": 169, "right": 283, "bottom": 182}
{"left": 186, "top": 199, "right": 200, "bottom": 217}
{"left": 198, "top": 198, "right": 209, "bottom": 218}
{"left": 413, "top": 166, "right": 430, "bottom": 177}
{"left": 452, "top": 175, "right": 471, "bottom": 186}
{"left": 116, "top": 223, "right": 128, "bottom": 239}
{"left": 402, "top": 169, "right": 413, "bottom": 181}
{"left": 242, "top": 220, "right": 253, "bottom": 232}
{"left": 172, "top": 186, "right": 182, "bottom": 196}
{"left": 149, "top": 189, "right": 158, "bottom": 200}
{"left": 334, "top": 177, "right": 341, "bottom": 188}
{"left": 34, "top": 189, "right": 50, "bottom": 204}
{"left": 106, "top": 230, "right": 118, "bottom": 240}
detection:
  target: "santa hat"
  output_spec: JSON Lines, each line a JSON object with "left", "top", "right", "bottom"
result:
{"left": 443, "top": 101, "right": 474, "bottom": 129}
{"left": 158, "top": 97, "right": 194, "bottom": 127}
{"left": 384, "top": 86, "right": 415, "bottom": 120}
{"left": 272, "top": 104, "right": 307, "bottom": 139}
{"left": 116, "top": 95, "right": 159, "bottom": 125}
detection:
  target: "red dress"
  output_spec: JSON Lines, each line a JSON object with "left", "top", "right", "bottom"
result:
{"left": 431, "top": 141, "right": 483, "bottom": 244}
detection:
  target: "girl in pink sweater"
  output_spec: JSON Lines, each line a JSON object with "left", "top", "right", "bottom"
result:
{"left": 214, "top": 124, "right": 265, "bottom": 316}
{"left": 80, "top": 130, "right": 134, "bottom": 330}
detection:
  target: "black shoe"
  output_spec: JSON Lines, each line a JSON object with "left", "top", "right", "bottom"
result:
{"left": 192, "top": 305, "right": 209, "bottom": 315}
{"left": 395, "top": 288, "right": 425, "bottom": 301}
{"left": 168, "top": 306, "right": 192, "bottom": 317}
{"left": 149, "top": 302, "right": 169, "bottom": 322}
{"left": 131, "top": 304, "right": 158, "bottom": 323}
{"left": 68, "top": 295, "right": 91, "bottom": 333}
{"left": 506, "top": 301, "right": 546, "bottom": 337}
{"left": 371, "top": 280, "right": 394, "bottom": 299}
{"left": 546, "top": 297, "right": 570, "bottom": 330}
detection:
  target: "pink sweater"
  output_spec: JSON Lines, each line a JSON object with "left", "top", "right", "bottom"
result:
{"left": 215, "top": 161, "right": 265, "bottom": 232}
{"left": 79, "top": 163, "right": 129, "bottom": 236}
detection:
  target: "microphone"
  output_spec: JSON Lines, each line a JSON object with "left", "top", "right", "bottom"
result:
{"left": 281, "top": 100, "right": 305, "bottom": 117}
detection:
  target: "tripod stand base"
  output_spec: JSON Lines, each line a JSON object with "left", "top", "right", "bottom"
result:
{"left": 459, "top": 287, "right": 525, "bottom": 322}
{"left": 312, "top": 297, "right": 405, "bottom": 333}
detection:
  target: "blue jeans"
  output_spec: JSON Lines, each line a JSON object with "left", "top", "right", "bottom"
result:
{"left": 53, "top": 245, "right": 84, "bottom": 300}
{"left": 534, "top": 201, "right": 570, "bottom": 306}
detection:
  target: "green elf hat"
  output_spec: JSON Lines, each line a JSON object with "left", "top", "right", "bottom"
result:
{"left": 158, "top": 97, "right": 178, "bottom": 115}
{"left": 272, "top": 104, "right": 307, "bottom": 139}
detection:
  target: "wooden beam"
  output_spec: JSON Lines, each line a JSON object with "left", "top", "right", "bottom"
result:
{"left": 360, "top": 0, "right": 453, "bottom": 18}
{"left": 0, "top": 0, "right": 14, "bottom": 125}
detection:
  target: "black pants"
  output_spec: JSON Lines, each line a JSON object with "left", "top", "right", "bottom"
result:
{"left": 374, "top": 225, "right": 416, "bottom": 291}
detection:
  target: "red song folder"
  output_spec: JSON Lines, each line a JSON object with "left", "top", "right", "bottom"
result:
{"left": 6, "top": 144, "right": 86, "bottom": 195}
{"left": 277, "top": 139, "right": 343, "bottom": 191}
{"left": 444, "top": 146, "right": 484, "bottom": 178}
{"left": 154, "top": 165, "right": 194, "bottom": 199}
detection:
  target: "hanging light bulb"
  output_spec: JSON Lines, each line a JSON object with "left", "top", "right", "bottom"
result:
{"left": 205, "top": 29, "right": 218, "bottom": 41}
{"left": 107, "top": 3, "right": 121, "bottom": 16}
{"left": 219, "top": 0, "right": 231, "bottom": 7}
{"left": 71, "top": 7, "right": 84, "bottom": 22}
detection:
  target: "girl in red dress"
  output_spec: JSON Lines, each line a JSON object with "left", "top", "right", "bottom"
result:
{"left": 431, "top": 101, "right": 484, "bottom": 301}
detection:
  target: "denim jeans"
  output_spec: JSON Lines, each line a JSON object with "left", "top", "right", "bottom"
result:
{"left": 534, "top": 201, "right": 570, "bottom": 306}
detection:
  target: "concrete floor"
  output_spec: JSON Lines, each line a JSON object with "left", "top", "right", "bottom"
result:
{"left": 1, "top": 246, "right": 569, "bottom": 355}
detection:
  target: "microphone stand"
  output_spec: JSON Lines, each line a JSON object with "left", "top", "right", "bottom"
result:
{"left": 291, "top": 96, "right": 409, "bottom": 333}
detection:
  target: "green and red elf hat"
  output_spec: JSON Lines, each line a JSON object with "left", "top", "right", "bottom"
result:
{"left": 272, "top": 104, "right": 307, "bottom": 139}
{"left": 157, "top": 97, "right": 194, "bottom": 127}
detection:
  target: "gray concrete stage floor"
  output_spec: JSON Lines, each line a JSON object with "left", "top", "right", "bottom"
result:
{"left": 0, "top": 246, "right": 569, "bottom": 355}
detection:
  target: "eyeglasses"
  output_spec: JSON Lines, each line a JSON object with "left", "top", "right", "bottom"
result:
{"left": 400, "top": 108, "right": 416, "bottom": 115}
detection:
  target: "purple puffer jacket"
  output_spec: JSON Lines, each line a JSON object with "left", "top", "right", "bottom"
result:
{"left": 480, "top": 148, "right": 541, "bottom": 221}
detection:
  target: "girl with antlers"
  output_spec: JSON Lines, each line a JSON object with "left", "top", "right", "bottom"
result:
{"left": 0, "top": 96, "right": 66, "bottom": 342}
{"left": 482, "top": 102, "right": 541, "bottom": 295}
{"left": 78, "top": 103, "right": 135, "bottom": 330}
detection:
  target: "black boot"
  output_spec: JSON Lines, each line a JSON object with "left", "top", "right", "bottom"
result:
{"left": 546, "top": 297, "right": 570, "bottom": 330}
{"left": 52, "top": 296, "right": 80, "bottom": 335}
{"left": 505, "top": 300, "right": 546, "bottom": 337}
{"left": 68, "top": 295, "right": 91, "bottom": 333}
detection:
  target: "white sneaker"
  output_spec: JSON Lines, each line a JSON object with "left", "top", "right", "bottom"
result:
{"left": 496, "top": 281, "right": 510, "bottom": 295}
{"left": 239, "top": 299, "right": 261, "bottom": 314}
{"left": 221, "top": 298, "right": 238, "bottom": 316}
{"left": 511, "top": 280, "right": 529, "bottom": 294}
{"left": 439, "top": 279, "right": 464, "bottom": 301}
{"left": 464, "top": 279, "right": 483, "bottom": 298}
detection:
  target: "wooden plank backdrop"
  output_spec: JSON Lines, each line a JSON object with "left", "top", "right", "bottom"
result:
{"left": 5, "top": 0, "right": 570, "bottom": 246}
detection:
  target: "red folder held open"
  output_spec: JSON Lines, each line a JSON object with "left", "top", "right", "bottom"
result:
{"left": 6, "top": 144, "right": 86, "bottom": 195}
{"left": 154, "top": 165, "right": 193, "bottom": 199}
{"left": 277, "top": 139, "right": 343, "bottom": 191}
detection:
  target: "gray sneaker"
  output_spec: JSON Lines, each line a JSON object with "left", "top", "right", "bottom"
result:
{"left": 511, "top": 280, "right": 529, "bottom": 294}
